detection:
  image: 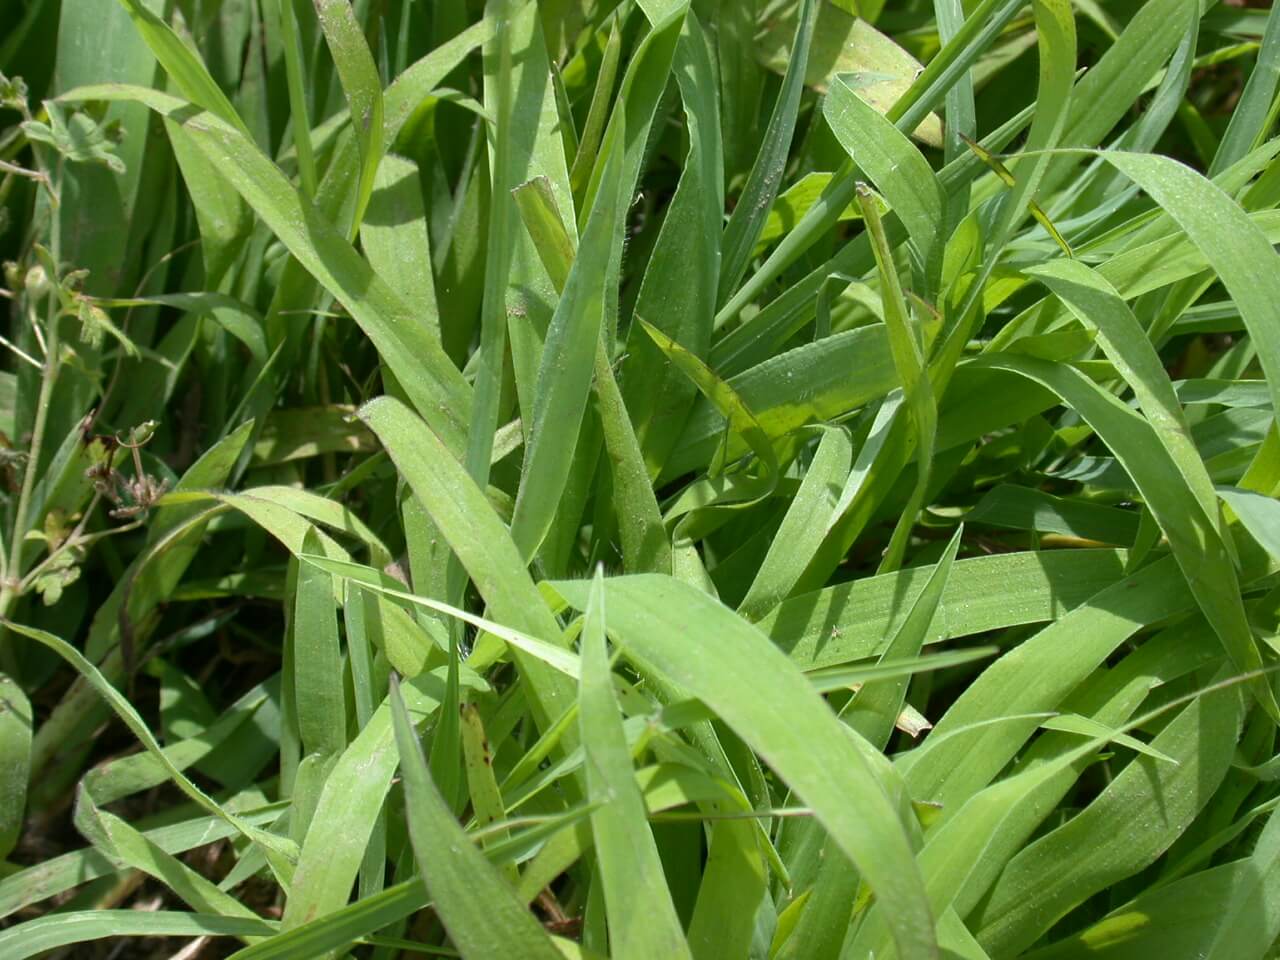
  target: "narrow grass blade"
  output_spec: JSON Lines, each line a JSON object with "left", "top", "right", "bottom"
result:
{"left": 303, "top": 554, "right": 581, "bottom": 680}
{"left": 898, "top": 555, "right": 1188, "bottom": 808}
{"left": 825, "top": 77, "right": 945, "bottom": 288}
{"left": 687, "top": 818, "right": 766, "bottom": 960}
{"left": 163, "top": 124, "right": 252, "bottom": 287}
{"left": 1027, "top": 806, "right": 1280, "bottom": 960}
{"left": 579, "top": 3, "right": 685, "bottom": 336}
{"left": 261, "top": 0, "right": 315, "bottom": 195}
{"left": 82, "top": 681, "right": 274, "bottom": 805}
{"left": 569, "top": 12, "right": 623, "bottom": 206}
{"left": 472, "top": 0, "right": 573, "bottom": 489}
{"left": 623, "top": 10, "right": 723, "bottom": 477}
{"left": 510, "top": 172, "right": 672, "bottom": 575}
{"left": 98, "top": 293, "right": 267, "bottom": 367}
{"left": 281, "top": 669, "right": 463, "bottom": 929}
{"left": 511, "top": 175, "right": 575, "bottom": 292}
{"left": 857, "top": 185, "right": 936, "bottom": 572}
{"left": 227, "top": 880, "right": 427, "bottom": 959}
{"left": 389, "top": 677, "right": 563, "bottom": 960}
{"left": 509, "top": 117, "right": 623, "bottom": 562}
{"left": 460, "top": 703, "right": 513, "bottom": 878}
{"left": 113, "top": 0, "right": 249, "bottom": 136}
{"left": 358, "top": 396, "right": 576, "bottom": 732}
{"left": 313, "top": 0, "right": 383, "bottom": 234}
{"left": 717, "top": 0, "right": 817, "bottom": 306}
{"left": 1026, "top": 259, "right": 1223, "bottom": 541}
{"left": 362, "top": 154, "right": 439, "bottom": 341}
{"left": 0, "top": 803, "right": 285, "bottom": 920}
{"left": 738, "top": 427, "right": 852, "bottom": 621}
{"left": 763, "top": 548, "right": 1126, "bottom": 669}
{"left": 554, "top": 575, "right": 938, "bottom": 960}
{"left": 580, "top": 569, "right": 692, "bottom": 959}
{"left": 1100, "top": 151, "right": 1280, "bottom": 427}
{"left": 0, "top": 912, "right": 276, "bottom": 960}
{"left": 157, "top": 491, "right": 349, "bottom": 562}
{"left": 75, "top": 789, "right": 263, "bottom": 929}
{"left": 639, "top": 320, "right": 778, "bottom": 481}
{"left": 964, "top": 484, "right": 1139, "bottom": 544}
{"left": 1038, "top": 715, "right": 1178, "bottom": 765}
{"left": 778, "top": 530, "right": 962, "bottom": 956}
{"left": 1211, "top": 1, "right": 1280, "bottom": 175}
{"left": 1218, "top": 485, "right": 1280, "bottom": 562}
{"left": 294, "top": 528, "right": 347, "bottom": 760}
{"left": 845, "top": 527, "right": 962, "bottom": 748}
{"left": 938, "top": 0, "right": 1077, "bottom": 374}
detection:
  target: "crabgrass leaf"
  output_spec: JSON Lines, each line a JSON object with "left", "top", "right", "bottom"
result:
{"left": 825, "top": 77, "right": 945, "bottom": 287}
{"left": 509, "top": 112, "right": 623, "bottom": 562}
{"left": 0, "top": 912, "right": 276, "bottom": 960}
{"left": 1218, "top": 485, "right": 1280, "bottom": 562}
{"left": 1098, "top": 151, "right": 1280, "bottom": 426}
{"left": 112, "top": 0, "right": 249, "bottom": 136}
{"left": 623, "top": 10, "right": 723, "bottom": 477}
{"left": 738, "top": 426, "right": 851, "bottom": 621}
{"left": 294, "top": 531, "right": 347, "bottom": 760}
{"left": 973, "top": 675, "right": 1243, "bottom": 955}
{"left": 357, "top": 396, "right": 576, "bottom": 731}
{"left": 389, "top": 676, "right": 563, "bottom": 960}
{"left": 552, "top": 575, "right": 938, "bottom": 960}
{"left": 1025, "top": 258, "right": 1223, "bottom": 540}
{"left": 717, "top": 0, "right": 816, "bottom": 305}
{"left": 313, "top": 0, "right": 383, "bottom": 235}
{"left": 1, "top": 619, "right": 297, "bottom": 867}
{"left": 580, "top": 569, "right": 692, "bottom": 959}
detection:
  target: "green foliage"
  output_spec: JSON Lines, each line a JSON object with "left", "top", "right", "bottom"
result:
{"left": 2, "top": 1, "right": 1280, "bottom": 958}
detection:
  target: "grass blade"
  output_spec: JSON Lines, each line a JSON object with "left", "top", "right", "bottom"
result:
{"left": 358, "top": 396, "right": 576, "bottom": 731}
{"left": 1211, "top": 1, "right": 1280, "bottom": 175}
{"left": 509, "top": 117, "right": 623, "bottom": 562}
{"left": 717, "top": 0, "right": 817, "bottom": 306}
{"left": 825, "top": 77, "right": 945, "bottom": 289}
{"left": 1100, "top": 151, "right": 1280, "bottom": 426}
{"left": 970, "top": 354, "right": 1278, "bottom": 722}
{"left": 844, "top": 527, "right": 963, "bottom": 749}
{"left": 389, "top": 676, "right": 563, "bottom": 960}
{"left": 856, "top": 185, "right": 936, "bottom": 573}
{"left": 112, "top": 0, "right": 249, "bottom": 136}
{"left": 0, "top": 912, "right": 276, "bottom": 959}
{"left": 553, "top": 575, "right": 938, "bottom": 960}
{"left": 623, "top": 11, "right": 723, "bottom": 477}
{"left": 580, "top": 569, "right": 692, "bottom": 959}
{"left": 1026, "top": 258, "right": 1223, "bottom": 542}
{"left": 738, "top": 426, "right": 851, "bottom": 621}
{"left": 294, "top": 529, "right": 347, "bottom": 760}
{"left": 313, "top": 0, "right": 384, "bottom": 235}
{"left": 972, "top": 672, "right": 1243, "bottom": 955}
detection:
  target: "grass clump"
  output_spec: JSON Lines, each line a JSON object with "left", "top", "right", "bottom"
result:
{"left": 2, "top": 1, "right": 1280, "bottom": 958}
